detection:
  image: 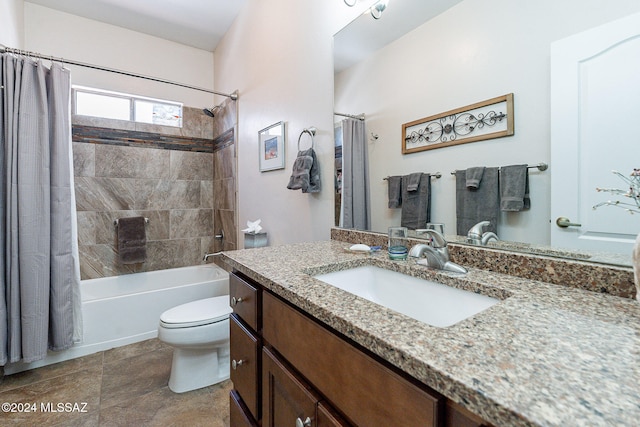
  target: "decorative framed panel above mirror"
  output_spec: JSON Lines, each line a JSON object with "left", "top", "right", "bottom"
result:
{"left": 402, "top": 93, "right": 514, "bottom": 154}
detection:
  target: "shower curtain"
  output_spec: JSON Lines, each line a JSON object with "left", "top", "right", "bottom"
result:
{"left": 0, "top": 53, "right": 82, "bottom": 365}
{"left": 341, "top": 118, "right": 371, "bottom": 230}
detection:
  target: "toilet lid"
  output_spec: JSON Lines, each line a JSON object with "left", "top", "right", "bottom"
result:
{"left": 160, "top": 296, "right": 232, "bottom": 328}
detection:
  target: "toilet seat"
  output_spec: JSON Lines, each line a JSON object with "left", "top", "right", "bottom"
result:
{"left": 160, "top": 296, "right": 232, "bottom": 329}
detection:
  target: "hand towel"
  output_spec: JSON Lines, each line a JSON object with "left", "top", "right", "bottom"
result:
{"left": 500, "top": 164, "right": 530, "bottom": 211}
{"left": 401, "top": 173, "right": 431, "bottom": 229}
{"left": 387, "top": 176, "right": 402, "bottom": 208}
{"left": 406, "top": 172, "right": 422, "bottom": 192}
{"left": 465, "top": 166, "right": 485, "bottom": 190}
{"left": 287, "top": 148, "right": 321, "bottom": 193}
{"left": 117, "top": 216, "right": 147, "bottom": 264}
{"left": 455, "top": 168, "right": 499, "bottom": 235}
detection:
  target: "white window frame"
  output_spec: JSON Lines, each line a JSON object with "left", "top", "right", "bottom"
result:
{"left": 72, "top": 85, "right": 183, "bottom": 128}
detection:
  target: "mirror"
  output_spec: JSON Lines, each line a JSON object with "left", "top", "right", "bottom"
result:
{"left": 333, "top": 0, "right": 640, "bottom": 268}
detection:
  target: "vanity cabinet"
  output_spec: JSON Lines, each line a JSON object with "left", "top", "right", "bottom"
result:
{"left": 229, "top": 270, "right": 494, "bottom": 427}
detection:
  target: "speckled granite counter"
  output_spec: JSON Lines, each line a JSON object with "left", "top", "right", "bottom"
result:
{"left": 218, "top": 240, "right": 640, "bottom": 427}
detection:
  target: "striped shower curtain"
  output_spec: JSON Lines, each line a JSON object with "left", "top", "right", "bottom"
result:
{"left": 0, "top": 53, "right": 82, "bottom": 365}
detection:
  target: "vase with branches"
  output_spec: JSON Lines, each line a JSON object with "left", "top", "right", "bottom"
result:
{"left": 593, "top": 169, "right": 640, "bottom": 301}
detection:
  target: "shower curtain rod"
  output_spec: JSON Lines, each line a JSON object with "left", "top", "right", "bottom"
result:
{"left": 334, "top": 112, "right": 365, "bottom": 121}
{"left": 0, "top": 44, "right": 239, "bottom": 100}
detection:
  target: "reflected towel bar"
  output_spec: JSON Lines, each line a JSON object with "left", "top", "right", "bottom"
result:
{"left": 450, "top": 162, "right": 548, "bottom": 175}
{"left": 383, "top": 172, "right": 442, "bottom": 181}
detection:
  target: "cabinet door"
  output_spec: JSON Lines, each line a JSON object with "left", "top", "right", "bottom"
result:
{"left": 317, "top": 402, "right": 351, "bottom": 427}
{"left": 445, "top": 400, "right": 492, "bottom": 427}
{"left": 262, "top": 347, "right": 319, "bottom": 427}
{"left": 230, "top": 314, "right": 260, "bottom": 420}
{"left": 263, "top": 291, "right": 441, "bottom": 427}
{"left": 230, "top": 390, "right": 259, "bottom": 427}
{"left": 230, "top": 272, "right": 260, "bottom": 331}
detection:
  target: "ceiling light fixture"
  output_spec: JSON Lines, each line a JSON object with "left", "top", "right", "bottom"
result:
{"left": 370, "top": 0, "right": 388, "bottom": 19}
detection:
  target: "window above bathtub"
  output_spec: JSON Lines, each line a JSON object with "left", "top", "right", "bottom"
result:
{"left": 72, "top": 86, "right": 183, "bottom": 128}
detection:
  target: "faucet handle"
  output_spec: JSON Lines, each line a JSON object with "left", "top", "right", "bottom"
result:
{"left": 422, "top": 229, "right": 447, "bottom": 248}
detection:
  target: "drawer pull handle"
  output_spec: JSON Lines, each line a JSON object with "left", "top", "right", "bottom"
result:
{"left": 231, "top": 296, "right": 244, "bottom": 307}
{"left": 231, "top": 359, "right": 245, "bottom": 370}
{"left": 296, "top": 417, "right": 311, "bottom": 427}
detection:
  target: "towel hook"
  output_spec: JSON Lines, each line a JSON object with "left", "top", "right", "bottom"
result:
{"left": 297, "top": 127, "right": 316, "bottom": 151}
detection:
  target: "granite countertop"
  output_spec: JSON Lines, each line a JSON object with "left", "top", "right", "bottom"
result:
{"left": 219, "top": 240, "right": 640, "bottom": 427}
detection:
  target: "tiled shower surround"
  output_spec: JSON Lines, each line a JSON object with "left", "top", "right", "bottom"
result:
{"left": 73, "top": 105, "right": 237, "bottom": 279}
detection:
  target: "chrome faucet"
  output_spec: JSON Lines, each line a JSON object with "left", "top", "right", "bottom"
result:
{"left": 203, "top": 252, "right": 223, "bottom": 261}
{"left": 409, "top": 230, "right": 467, "bottom": 274}
{"left": 467, "top": 221, "right": 500, "bottom": 246}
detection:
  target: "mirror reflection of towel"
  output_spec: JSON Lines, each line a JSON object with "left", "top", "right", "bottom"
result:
{"left": 500, "top": 164, "right": 530, "bottom": 211}
{"left": 456, "top": 168, "right": 499, "bottom": 235}
{"left": 117, "top": 217, "right": 147, "bottom": 264}
{"left": 387, "top": 176, "right": 402, "bottom": 208}
{"left": 400, "top": 173, "right": 431, "bottom": 229}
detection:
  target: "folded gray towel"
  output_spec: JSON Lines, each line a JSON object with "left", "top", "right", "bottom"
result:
{"left": 387, "top": 176, "right": 402, "bottom": 208}
{"left": 406, "top": 172, "right": 422, "bottom": 192}
{"left": 401, "top": 173, "right": 431, "bottom": 229}
{"left": 287, "top": 148, "right": 321, "bottom": 193}
{"left": 466, "top": 166, "right": 485, "bottom": 190}
{"left": 456, "top": 168, "right": 499, "bottom": 235}
{"left": 500, "top": 164, "right": 529, "bottom": 211}
{"left": 117, "top": 216, "right": 147, "bottom": 264}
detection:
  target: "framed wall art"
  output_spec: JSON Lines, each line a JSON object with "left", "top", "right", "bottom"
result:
{"left": 402, "top": 93, "right": 514, "bottom": 154}
{"left": 259, "top": 121, "right": 286, "bottom": 172}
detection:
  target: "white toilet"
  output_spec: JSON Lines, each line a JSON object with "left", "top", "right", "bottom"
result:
{"left": 157, "top": 296, "right": 232, "bottom": 393}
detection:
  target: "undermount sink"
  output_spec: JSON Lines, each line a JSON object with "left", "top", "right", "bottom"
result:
{"left": 314, "top": 265, "right": 499, "bottom": 328}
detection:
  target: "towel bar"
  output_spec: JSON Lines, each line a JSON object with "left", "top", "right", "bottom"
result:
{"left": 383, "top": 172, "right": 441, "bottom": 181}
{"left": 114, "top": 217, "right": 149, "bottom": 227}
{"left": 450, "top": 162, "right": 548, "bottom": 175}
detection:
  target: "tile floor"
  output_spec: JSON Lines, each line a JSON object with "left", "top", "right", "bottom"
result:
{"left": 0, "top": 339, "right": 231, "bottom": 426}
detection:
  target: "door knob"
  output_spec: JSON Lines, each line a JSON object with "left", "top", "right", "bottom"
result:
{"left": 556, "top": 217, "right": 582, "bottom": 228}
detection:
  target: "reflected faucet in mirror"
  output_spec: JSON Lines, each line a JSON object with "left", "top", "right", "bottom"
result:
{"left": 467, "top": 221, "right": 499, "bottom": 246}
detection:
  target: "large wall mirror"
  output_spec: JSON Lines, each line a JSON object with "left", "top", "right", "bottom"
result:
{"left": 333, "top": 0, "right": 640, "bottom": 268}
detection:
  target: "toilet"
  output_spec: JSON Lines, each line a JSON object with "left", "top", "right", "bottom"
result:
{"left": 158, "top": 296, "right": 232, "bottom": 393}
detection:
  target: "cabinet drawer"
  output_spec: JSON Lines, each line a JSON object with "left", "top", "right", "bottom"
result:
{"left": 230, "top": 313, "right": 260, "bottom": 420}
{"left": 318, "top": 402, "right": 351, "bottom": 427}
{"left": 263, "top": 291, "right": 441, "bottom": 427}
{"left": 230, "top": 390, "right": 259, "bottom": 427}
{"left": 230, "top": 272, "right": 260, "bottom": 331}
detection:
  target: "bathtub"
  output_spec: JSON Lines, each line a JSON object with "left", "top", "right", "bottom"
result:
{"left": 4, "top": 264, "right": 229, "bottom": 375}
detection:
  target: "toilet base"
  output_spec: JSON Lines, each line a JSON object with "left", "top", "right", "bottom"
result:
{"left": 168, "top": 346, "right": 230, "bottom": 393}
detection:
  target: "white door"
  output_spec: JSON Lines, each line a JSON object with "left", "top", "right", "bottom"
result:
{"left": 550, "top": 13, "right": 640, "bottom": 255}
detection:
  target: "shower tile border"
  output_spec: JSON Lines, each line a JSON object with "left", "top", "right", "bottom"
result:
{"left": 72, "top": 125, "right": 234, "bottom": 154}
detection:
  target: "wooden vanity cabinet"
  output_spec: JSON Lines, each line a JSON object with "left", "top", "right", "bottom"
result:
{"left": 229, "top": 273, "right": 262, "bottom": 425}
{"left": 229, "top": 270, "right": 494, "bottom": 427}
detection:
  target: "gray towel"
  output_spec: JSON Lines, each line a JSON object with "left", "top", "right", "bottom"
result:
{"left": 465, "top": 166, "right": 485, "bottom": 190}
{"left": 500, "top": 164, "right": 530, "bottom": 211}
{"left": 406, "top": 172, "right": 422, "bottom": 192}
{"left": 401, "top": 173, "right": 431, "bottom": 229}
{"left": 117, "top": 216, "right": 147, "bottom": 264}
{"left": 455, "top": 168, "right": 499, "bottom": 235}
{"left": 287, "top": 148, "right": 321, "bottom": 193}
{"left": 387, "top": 176, "right": 402, "bottom": 208}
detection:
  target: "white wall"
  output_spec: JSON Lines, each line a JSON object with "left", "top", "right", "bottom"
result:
{"left": 214, "top": 0, "right": 365, "bottom": 246}
{"left": 335, "top": 0, "right": 640, "bottom": 245}
{"left": 0, "top": 0, "right": 24, "bottom": 48}
{"left": 23, "top": 3, "right": 215, "bottom": 107}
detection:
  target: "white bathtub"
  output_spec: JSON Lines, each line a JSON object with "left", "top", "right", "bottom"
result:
{"left": 4, "top": 264, "right": 229, "bottom": 375}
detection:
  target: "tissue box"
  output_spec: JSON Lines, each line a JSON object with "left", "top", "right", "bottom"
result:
{"left": 244, "top": 232, "right": 267, "bottom": 249}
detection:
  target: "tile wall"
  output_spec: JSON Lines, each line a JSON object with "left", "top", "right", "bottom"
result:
{"left": 73, "top": 104, "right": 237, "bottom": 279}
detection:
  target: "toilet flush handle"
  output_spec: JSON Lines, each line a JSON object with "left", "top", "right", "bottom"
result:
{"left": 232, "top": 359, "right": 245, "bottom": 370}
{"left": 231, "top": 296, "right": 243, "bottom": 307}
